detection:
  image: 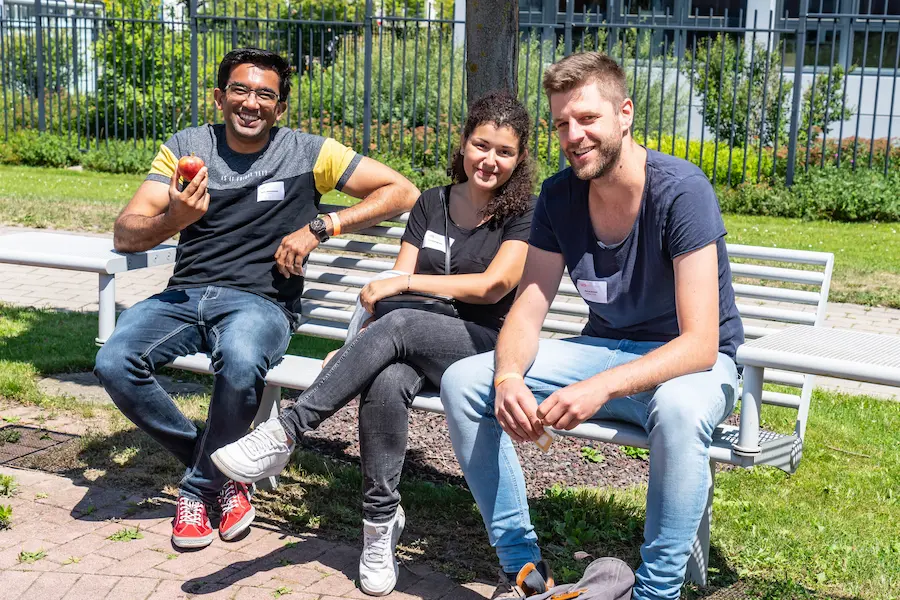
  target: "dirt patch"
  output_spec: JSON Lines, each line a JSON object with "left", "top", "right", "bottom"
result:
{"left": 292, "top": 393, "right": 653, "bottom": 497}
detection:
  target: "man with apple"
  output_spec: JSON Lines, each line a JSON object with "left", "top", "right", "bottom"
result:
{"left": 94, "top": 48, "right": 418, "bottom": 549}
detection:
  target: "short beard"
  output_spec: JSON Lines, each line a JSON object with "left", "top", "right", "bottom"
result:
{"left": 571, "top": 135, "right": 622, "bottom": 180}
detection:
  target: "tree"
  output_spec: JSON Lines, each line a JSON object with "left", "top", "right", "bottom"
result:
{"left": 684, "top": 33, "right": 792, "bottom": 147}
{"left": 465, "top": 0, "right": 517, "bottom": 106}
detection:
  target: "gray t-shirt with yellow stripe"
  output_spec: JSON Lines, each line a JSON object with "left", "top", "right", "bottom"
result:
{"left": 147, "top": 124, "right": 360, "bottom": 323}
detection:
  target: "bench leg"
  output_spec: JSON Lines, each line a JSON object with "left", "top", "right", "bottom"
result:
{"left": 252, "top": 384, "right": 281, "bottom": 491}
{"left": 685, "top": 460, "right": 715, "bottom": 586}
{"left": 96, "top": 273, "right": 116, "bottom": 346}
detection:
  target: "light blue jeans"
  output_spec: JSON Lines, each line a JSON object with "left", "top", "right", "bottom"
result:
{"left": 441, "top": 336, "right": 738, "bottom": 600}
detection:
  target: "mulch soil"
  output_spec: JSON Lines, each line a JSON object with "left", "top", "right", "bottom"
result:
{"left": 288, "top": 392, "right": 654, "bottom": 498}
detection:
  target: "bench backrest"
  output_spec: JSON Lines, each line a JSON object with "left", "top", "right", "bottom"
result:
{"left": 305, "top": 203, "right": 834, "bottom": 442}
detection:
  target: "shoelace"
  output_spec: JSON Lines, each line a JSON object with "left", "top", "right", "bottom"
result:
{"left": 362, "top": 524, "right": 392, "bottom": 565}
{"left": 240, "top": 425, "right": 281, "bottom": 459}
{"left": 176, "top": 498, "right": 206, "bottom": 527}
{"left": 219, "top": 481, "right": 244, "bottom": 514}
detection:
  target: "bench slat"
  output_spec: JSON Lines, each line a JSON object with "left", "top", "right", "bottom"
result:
{"left": 735, "top": 304, "right": 817, "bottom": 325}
{"left": 319, "top": 238, "right": 400, "bottom": 257}
{"left": 307, "top": 253, "right": 395, "bottom": 272}
{"left": 726, "top": 243, "right": 833, "bottom": 266}
{"left": 732, "top": 283, "right": 821, "bottom": 305}
{"left": 731, "top": 263, "right": 825, "bottom": 285}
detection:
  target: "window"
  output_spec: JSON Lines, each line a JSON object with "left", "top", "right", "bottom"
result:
{"left": 857, "top": 0, "right": 900, "bottom": 15}
{"left": 852, "top": 31, "right": 900, "bottom": 67}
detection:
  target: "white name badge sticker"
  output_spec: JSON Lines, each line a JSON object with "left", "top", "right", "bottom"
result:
{"left": 422, "top": 230, "right": 454, "bottom": 254}
{"left": 257, "top": 181, "right": 285, "bottom": 202}
{"left": 577, "top": 279, "right": 609, "bottom": 304}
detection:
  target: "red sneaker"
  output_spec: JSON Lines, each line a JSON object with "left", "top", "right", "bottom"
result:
{"left": 172, "top": 496, "right": 214, "bottom": 549}
{"left": 218, "top": 480, "right": 255, "bottom": 541}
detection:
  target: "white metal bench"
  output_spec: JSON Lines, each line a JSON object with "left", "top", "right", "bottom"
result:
{"left": 165, "top": 203, "right": 835, "bottom": 586}
{"left": 0, "top": 232, "right": 176, "bottom": 344}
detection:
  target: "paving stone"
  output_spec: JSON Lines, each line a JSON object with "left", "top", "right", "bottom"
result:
{"left": 106, "top": 575, "right": 161, "bottom": 600}
{"left": 98, "top": 549, "right": 168, "bottom": 577}
{"left": 60, "top": 573, "right": 119, "bottom": 599}
{"left": 401, "top": 571, "right": 459, "bottom": 599}
{"left": 96, "top": 530, "right": 171, "bottom": 559}
{"left": 0, "top": 569, "right": 40, "bottom": 600}
{"left": 154, "top": 546, "right": 232, "bottom": 577}
{"left": 144, "top": 579, "right": 192, "bottom": 599}
{"left": 303, "top": 571, "right": 360, "bottom": 596}
{"left": 270, "top": 564, "right": 328, "bottom": 587}
{"left": 22, "top": 571, "right": 82, "bottom": 600}
{"left": 46, "top": 534, "right": 112, "bottom": 563}
{"left": 55, "top": 552, "right": 118, "bottom": 574}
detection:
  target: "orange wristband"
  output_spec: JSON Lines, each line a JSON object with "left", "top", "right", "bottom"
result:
{"left": 494, "top": 372, "right": 524, "bottom": 388}
{"left": 328, "top": 212, "right": 342, "bottom": 236}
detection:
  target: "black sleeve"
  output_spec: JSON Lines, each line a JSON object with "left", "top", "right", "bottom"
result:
{"left": 665, "top": 175, "right": 727, "bottom": 259}
{"left": 501, "top": 195, "right": 537, "bottom": 243}
{"left": 400, "top": 188, "right": 434, "bottom": 248}
{"left": 528, "top": 183, "right": 562, "bottom": 253}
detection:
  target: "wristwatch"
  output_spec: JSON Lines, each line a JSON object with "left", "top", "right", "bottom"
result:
{"left": 309, "top": 217, "right": 330, "bottom": 242}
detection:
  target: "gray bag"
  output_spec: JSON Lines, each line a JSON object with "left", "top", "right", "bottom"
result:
{"left": 529, "top": 558, "right": 634, "bottom": 600}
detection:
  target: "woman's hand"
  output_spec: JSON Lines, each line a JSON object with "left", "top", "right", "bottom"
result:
{"left": 322, "top": 349, "right": 339, "bottom": 367}
{"left": 359, "top": 276, "right": 408, "bottom": 314}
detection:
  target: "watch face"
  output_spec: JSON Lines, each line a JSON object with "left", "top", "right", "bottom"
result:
{"left": 310, "top": 218, "right": 328, "bottom": 240}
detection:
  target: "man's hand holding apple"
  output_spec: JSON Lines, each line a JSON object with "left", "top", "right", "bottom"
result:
{"left": 165, "top": 156, "right": 210, "bottom": 230}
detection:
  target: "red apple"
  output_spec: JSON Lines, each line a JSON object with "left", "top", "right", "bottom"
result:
{"left": 177, "top": 154, "right": 204, "bottom": 182}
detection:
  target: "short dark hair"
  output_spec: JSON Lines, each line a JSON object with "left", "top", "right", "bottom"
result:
{"left": 542, "top": 51, "right": 627, "bottom": 110}
{"left": 217, "top": 48, "right": 292, "bottom": 101}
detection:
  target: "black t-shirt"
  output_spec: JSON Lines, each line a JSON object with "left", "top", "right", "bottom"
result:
{"left": 401, "top": 185, "right": 535, "bottom": 331}
{"left": 530, "top": 149, "right": 744, "bottom": 358}
{"left": 146, "top": 125, "right": 360, "bottom": 325}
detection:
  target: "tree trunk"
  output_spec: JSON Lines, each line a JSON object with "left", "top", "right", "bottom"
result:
{"left": 465, "top": 0, "right": 518, "bottom": 107}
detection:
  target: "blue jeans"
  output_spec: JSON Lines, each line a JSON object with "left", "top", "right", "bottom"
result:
{"left": 94, "top": 286, "right": 292, "bottom": 505}
{"left": 441, "top": 336, "right": 738, "bottom": 600}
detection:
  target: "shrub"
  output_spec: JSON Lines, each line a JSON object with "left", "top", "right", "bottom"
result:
{"left": 0, "top": 130, "right": 81, "bottom": 168}
{"left": 685, "top": 33, "right": 791, "bottom": 148}
{"left": 82, "top": 140, "right": 160, "bottom": 174}
{"left": 718, "top": 166, "right": 900, "bottom": 222}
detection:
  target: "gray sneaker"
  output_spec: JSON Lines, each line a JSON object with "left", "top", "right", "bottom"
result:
{"left": 359, "top": 506, "right": 406, "bottom": 596}
{"left": 211, "top": 419, "right": 293, "bottom": 483}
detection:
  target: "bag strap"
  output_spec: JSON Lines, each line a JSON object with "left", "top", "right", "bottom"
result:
{"left": 441, "top": 185, "right": 451, "bottom": 276}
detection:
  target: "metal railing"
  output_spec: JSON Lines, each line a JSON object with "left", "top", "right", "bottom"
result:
{"left": 1, "top": 0, "right": 897, "bottom": 184}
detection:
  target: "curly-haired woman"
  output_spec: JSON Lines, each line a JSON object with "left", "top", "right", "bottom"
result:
{"left": 212, "top": 91, "right": 536, "bottom": 596}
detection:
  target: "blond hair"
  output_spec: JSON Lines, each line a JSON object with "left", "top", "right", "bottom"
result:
{"left": 542, "top": 52, "right": 628, "bottom": 110}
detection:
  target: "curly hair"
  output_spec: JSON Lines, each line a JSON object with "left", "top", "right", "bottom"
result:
{"left": 449, "top": 91, "right": 535, "bottom": 228}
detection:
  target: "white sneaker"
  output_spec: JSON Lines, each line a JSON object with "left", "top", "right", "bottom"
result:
{"left": 211, "top": 419, "right": 293, "bottom": 483}
{"left": 359, "top": 506, "right": 406, "bottom": 596}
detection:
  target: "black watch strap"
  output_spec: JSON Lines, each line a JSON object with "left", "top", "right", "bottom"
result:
{"left": 310, "top": 217, "right": 330, "bottom": 242}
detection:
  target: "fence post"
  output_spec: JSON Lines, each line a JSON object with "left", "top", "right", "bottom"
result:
{"left": 34, "top": 0, "right": 46, "bottom": 131}
{"left": 560, "top": 0, "right": 574, "bottom": 170}
{"left": 189, "top": 0, "right": 199, "bottom": 127}
{"left": 362, "top": 0, "right": 373, "bottom": 156}
{"left": 785, "top": 0, "right": 808, "bottom": 186}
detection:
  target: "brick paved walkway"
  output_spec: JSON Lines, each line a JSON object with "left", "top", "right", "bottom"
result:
{"left": 0, "top": 408, "right": 493, "bottom": 600}
{"left": 0, "top": 226, "right": 896, "bottom": 400}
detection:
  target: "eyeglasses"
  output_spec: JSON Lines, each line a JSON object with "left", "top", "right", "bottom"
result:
{"left": 225, "top": 83, "right": 280, "bottom": 106}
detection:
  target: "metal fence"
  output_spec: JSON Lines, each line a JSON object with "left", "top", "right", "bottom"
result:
{"left": 1, "top": 0, "right": 898, "bottom": 185}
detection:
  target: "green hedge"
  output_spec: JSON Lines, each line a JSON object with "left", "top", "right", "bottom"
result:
{"left": 718, "top": 166, "right": 900, "bottom": 222}
{"left": 2, "top": 131, "right": 897, "bottom": 222}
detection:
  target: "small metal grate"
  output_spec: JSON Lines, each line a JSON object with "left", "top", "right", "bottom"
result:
{"left": 0, "top": 425, "right": 79, "bottom": 466}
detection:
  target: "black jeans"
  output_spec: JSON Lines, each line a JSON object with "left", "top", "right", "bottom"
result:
{"left": 278, "top": 308, "right": 498, "bottom": 522}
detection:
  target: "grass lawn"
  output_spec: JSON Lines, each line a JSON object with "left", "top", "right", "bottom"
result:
{"left": 1, "top": 302, "right": 897, "bottom": 598}
{"left": 0, "top": 164, "right": 896, "bottom": 307}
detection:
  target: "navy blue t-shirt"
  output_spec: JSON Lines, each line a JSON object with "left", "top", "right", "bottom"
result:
{"left": 529, "top": 149, "right": 744, "bottom": 359}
